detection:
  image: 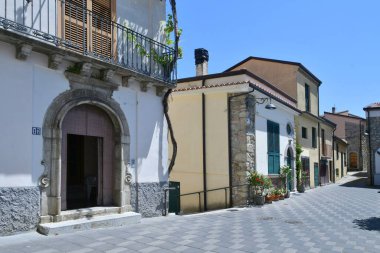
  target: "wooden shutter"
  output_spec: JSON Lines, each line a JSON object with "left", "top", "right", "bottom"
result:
{"left": 63, "top": 0, "right": 88, "bottom": 52}
{"left": 91, "top": 0, "right": 113, "bottom": 59}
{"left": 267, "top": 120, "right": 280, "bottom": 174}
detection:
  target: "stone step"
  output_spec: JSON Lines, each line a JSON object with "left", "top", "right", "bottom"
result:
{"left": 37, "top": 212, "right": 141, "bottom": 235}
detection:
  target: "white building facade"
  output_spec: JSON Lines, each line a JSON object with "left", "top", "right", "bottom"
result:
{"left": 0, "top": 0, "right": 174, "bottom": 235}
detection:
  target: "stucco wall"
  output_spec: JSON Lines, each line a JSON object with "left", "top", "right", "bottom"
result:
{"left": 296, "top": 72, "right": 319, "bottom": 116}
{"left": 295, "top": 115, "right": 320, "bottom": 188}
{"left": 334, "top": 142, "right": 348, "bottom": 181}
{"left": 0, "top": 37, "right": 169, "bottom": 233}
{"left": 169, "top": 91, "right": 229, "bottom": 212}
{"left": 255, "top": 101, "right": 296, "bottom": 176}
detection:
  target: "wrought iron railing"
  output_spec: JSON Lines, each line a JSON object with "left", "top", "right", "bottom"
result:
{"left": 0, "top": 0, "right": 176, "bottom": 85}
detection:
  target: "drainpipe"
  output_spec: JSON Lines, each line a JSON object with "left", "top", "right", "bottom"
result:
{"left": 202, "top": 91, "right": 207, "bottom": 211}
{"left": 367, "top": 112, "right": 373, "bottom": 185}
{"left": 318, "top": 122, "right": 321, "bottom": 186}
{"left": 332, "top": 128, "right": 336, "bottom": 183}
{"left": 227, "top": 83, "right": 255, "bottom": 207}
{"left": 359, "top": 121, "right": 362, "bottom": 171}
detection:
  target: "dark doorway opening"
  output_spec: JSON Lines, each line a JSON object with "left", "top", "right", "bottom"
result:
{"left": 67, "top": 134, "right": 103, "bottom": 210}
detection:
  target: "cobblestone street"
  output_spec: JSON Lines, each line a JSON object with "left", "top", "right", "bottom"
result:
{"left": 1, "top": 172, "right": 379, "bottom": 253}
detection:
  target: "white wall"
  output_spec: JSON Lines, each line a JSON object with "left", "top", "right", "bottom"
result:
{"left": 0, "top": 41, "right": 69, "bottom": 187}
{"left": 0, "top": 40, "right": 168, "bottom": 188}
{"left": 255, "top": 95, "right": 297, "bottom": 176}
{"left": 113, "top": 83, "right": 168, "bottom": 184}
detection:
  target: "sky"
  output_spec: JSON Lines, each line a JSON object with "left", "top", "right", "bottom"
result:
{"left": 170, "top": 0, "right": 380, "bottom": 117}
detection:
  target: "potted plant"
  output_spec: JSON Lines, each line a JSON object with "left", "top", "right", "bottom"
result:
{"left": 248, "top": 171, "right": 265, "bottom": 205}
{"left": 263, "top": 177, "right": 273, "bottom": 204}
{"left": 280, "top": 165, "right": 292, "bottom": 198}
{"left": 279, "top": 188, "right": 285, "bottom": 200}
{"left": 272, "top": 188, "right": 280, "bottom": 201}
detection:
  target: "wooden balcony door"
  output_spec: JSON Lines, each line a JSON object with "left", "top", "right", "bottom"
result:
{"left": 59, "top": 0, "right": 116, "bottom": 59}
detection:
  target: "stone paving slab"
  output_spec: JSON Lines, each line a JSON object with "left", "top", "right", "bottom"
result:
{"left": 1, "top": 173, "right": 380, "bottom": 252}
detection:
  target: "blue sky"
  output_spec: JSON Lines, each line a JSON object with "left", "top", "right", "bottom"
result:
{"left": 171, "top": 0, "right": 380, "bottom": 117}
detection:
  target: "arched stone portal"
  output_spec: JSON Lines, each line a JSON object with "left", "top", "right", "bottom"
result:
{"left": 284, "top": 143, "right": 296, "bottom": 191}
{"left": 40, "top": 89, "right": 132, "bottom": 220}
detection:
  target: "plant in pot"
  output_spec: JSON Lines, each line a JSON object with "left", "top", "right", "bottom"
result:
{"left": 279, "top": 188, "right": 285, "bottom": 200}
{"left": 280, "top": 165, "right": 292, "bottom": 198}
{"left": 272, "top": 188, "right": 280, "bottom": 201}
{"left": 248, "top": 171, "right": 265, "bottom": 206}
{"left": 263, "top": 177, "right": 273, "bottom": 204}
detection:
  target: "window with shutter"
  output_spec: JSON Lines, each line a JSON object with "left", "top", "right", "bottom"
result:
{"left": 60, "top": 0, "right": 115, "bottom": 58}
{"left": 267, "top": 120, "right": 280, "bottom": 174}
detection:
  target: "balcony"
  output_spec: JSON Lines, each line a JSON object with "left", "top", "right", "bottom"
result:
{"left": 0, "top": 0, "right": 176, "bottom": 85}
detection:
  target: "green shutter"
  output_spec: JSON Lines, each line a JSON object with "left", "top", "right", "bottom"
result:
{"left": 267, "top": 120, "right": 280, "bottom": 174}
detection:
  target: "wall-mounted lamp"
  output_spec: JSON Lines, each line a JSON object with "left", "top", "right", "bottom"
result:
{"left": 256, "top": 97, "right": 276, "bottom": 110}
{"left": 364, "top": 130, "right": 369, "bottom": 136}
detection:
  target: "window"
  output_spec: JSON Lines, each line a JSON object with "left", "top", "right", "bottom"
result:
{"left": 312, "top": 127, "right": 317, "bottom": 148}
{"left": 267, "top": 120, "right": 280, "bottom": 174}
{"left": 321, "top": 129, "right": 326, "bottom": 155}
{"left": 286, "top": 122, "right": 293, "bottom": 136}
{"left": 62, "top": 0, "right": 115, "bottom": 58}
{"left": 302, "top": 127, "right": 308, "bottom": 139}
{"left": 305, "top": 83, "right": 310, "bottom": 112}
{"left": 336, "top": 143, "right": 339, "bottom": 159}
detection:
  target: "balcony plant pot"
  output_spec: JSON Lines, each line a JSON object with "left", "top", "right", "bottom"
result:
{"left": 253, "top": 195, "right": 265, "bottom": 206}
{"left": 285, "top": 190, "right": 290, "bottom": 198}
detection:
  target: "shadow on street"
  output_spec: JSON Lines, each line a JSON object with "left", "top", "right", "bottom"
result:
{"left": 353, "top": 217, "right": 380, "bottom": 231}
{"left": 339, "top": 172, "right": 371, "bottom": 188}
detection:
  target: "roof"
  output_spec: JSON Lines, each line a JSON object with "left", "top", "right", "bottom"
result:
{"left": 224, "top": 56, "right": 322, "bottom": 86}
{"left": 302, "top": 111, "right": 336, "bottom": 127}
{"left": 178, "top": 69, "right": 296, "bottom": 103}
{"left": 364, "top": 102, "right": 380, "bottom": 111}
{"left": 334, "top": 136, "right": 348, "bottom": 145}
{"left": 175, "top": 74, "right": 301, "bottom": 114}
{"left": 324, "top": 111, "right": 365, "bottom": 121}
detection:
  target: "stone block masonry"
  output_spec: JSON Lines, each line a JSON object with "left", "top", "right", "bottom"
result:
{"left": 0, "top": 187, "right": 40, "bottom": 235}
{"left": 229, "top": 94, "right": 256, "bottom": 206}
{"left": 131, "top": 182, "right": 167, "bottom": 217}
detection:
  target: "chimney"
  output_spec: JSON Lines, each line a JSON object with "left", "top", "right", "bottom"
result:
{"left": 195, "top": 48, "right": 209, "bottom": 76}
{"left": 332, "top": 106, "right": 336, "bottom": 114}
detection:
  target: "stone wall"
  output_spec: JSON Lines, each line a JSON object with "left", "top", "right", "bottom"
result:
{"left": 345, "top": 121, "right": 368, "bottom": 171}
{"left": 131, "top": 182, "right": 167, "bottom": 217}
{"left": 229, "top": 94, "right": 255, "bottom": 206}
{"left": 0, "top": 187, "right": 40, "bottom": 236}
{"left": 368, "top": 117, "right": 380, "bottom": 184}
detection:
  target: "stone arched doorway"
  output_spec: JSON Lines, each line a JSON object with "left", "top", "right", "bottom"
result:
{"left": 61, "top": 104, "right": 115, "bottom": 210}
{"left": 285, "top": 143, "right": 296, "bottom": 191}
{"left": 40, "top": 89, "right": 132, "bottom": 220}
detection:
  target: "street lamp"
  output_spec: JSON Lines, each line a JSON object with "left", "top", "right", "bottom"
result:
{"left": 256, "top": 97, "right": 277, "bottom": 110}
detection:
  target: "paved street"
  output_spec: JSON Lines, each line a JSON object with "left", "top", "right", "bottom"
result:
{"left": 1, "top": 172, "right": 380, "bottom": 253}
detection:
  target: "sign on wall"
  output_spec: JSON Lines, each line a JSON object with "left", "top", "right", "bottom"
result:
{"left": 32, "top": 127, "right": 41, "bottom": 135}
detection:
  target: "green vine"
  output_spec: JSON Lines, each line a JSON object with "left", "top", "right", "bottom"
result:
{"left": 124, "top": 14, "right": 182, "bottom": 68}
{"left": 295, "top": 143, "right": 303, "bottom": 190}
{"left": 66, "top": 64, "right": 81, "bottom": 74}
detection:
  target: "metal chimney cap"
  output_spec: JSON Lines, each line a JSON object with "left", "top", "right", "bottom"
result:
{"left": 195, "top": 48, "right": 209, "bottom": 65}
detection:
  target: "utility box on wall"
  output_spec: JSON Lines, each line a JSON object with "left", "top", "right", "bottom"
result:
{"left": 169, "top": 181, "right": 180, "bottom": 215}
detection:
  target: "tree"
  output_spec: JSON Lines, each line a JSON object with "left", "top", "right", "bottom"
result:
{"left": 163, "top": 0, "right": 179, "bottom": 174}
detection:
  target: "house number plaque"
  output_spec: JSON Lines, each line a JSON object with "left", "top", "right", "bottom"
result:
{"left": 32, "top": 127, "right": 41, "bottom": 135}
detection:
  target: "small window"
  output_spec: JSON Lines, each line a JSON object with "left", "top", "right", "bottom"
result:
{"left": 336, "top": 143, "right": 339, "bottom": 159}
{"left": 312, "top": 127, "right": 317, "bottom": 148}
{"left": 302, "top": 127, "right": 308, "bottom": 139}
{"left": 305, "top": 84, "right": 310, "bottom": 112}
{"left": 286, "top": 123, "right": 293, "bottom": 136}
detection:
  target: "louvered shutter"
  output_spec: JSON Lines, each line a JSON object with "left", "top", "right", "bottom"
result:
{"left": 267, "top": 120, "right": 280, "bottom": 174}
{"left": 91, "top": 0, "right": 112, "bottom": 59}
{"left": 64, "top": 0, "right": 88, "bottom": 52}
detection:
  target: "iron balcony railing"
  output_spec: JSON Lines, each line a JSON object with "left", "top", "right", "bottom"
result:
{"left": 0, "top": 0, "right": 176, "bottom": 85}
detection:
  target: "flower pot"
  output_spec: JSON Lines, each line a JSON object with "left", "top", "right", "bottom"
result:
{"left": 273, "top": 195, "right": 280, "bottom": 201}
{"left": 285, "top": 190, "right": 290, "bottom": 198}
{"left": 253, "top": 195, "right": 265, "bottom": 206}
{"left": 297, "top": 184, "right": 305, "bottom": 193}
{"left": 265, "top": 196, "right": 272, "bottom": 204}
{"left": 279, "top": 195, "right": 285, "bottom": 200}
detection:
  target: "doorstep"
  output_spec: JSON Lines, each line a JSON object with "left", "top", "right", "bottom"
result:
{"left": 37, "top": 211, "right": 141, "bottom": 236}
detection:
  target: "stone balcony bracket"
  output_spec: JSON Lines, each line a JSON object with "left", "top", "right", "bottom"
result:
{"left": 140, "top": 81, "right": 153, "bottom": 92}
{"left": 156, "top": 86, "right": 168, "bottom": 97}
{"left": 101, "top": 69, "right": 115, "bottom": 82}
{"left": 80, "top": 62, "right": 93, "bottom": 77}
{"left": 48, "top": 54, "right": 64, "bottom": 70}
{"left": 16, "top": 43, "right": 33, "bottom": 61}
